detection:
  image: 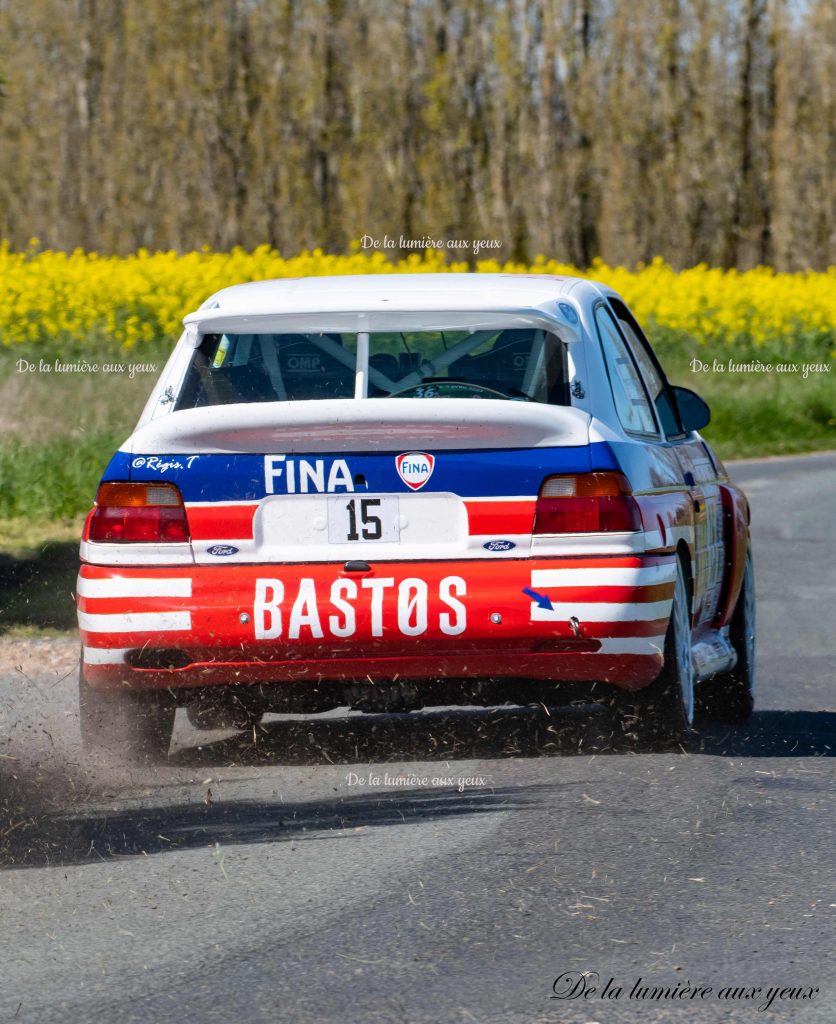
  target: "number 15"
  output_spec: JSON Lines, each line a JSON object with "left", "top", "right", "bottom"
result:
{"left": 346, "top": 498, "right": 382, "bottom": 541}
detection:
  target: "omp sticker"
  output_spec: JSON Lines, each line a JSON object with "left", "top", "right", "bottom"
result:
{"left": 285, "top": 354, "right": 322, "bottom": 372}
{"left": 253, "top": 575, "right": 466, "bottom": 640}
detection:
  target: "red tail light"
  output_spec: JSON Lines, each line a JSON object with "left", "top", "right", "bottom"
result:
{"left": 86, "top": 482, "right": 190, "bottom": 543}
{"left": 533, "top": 472, "right": 641, "bottom": 534}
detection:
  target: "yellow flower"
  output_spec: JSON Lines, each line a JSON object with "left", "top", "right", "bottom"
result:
{"left": 0, "top": 245, "right": 833, "bottom": 353}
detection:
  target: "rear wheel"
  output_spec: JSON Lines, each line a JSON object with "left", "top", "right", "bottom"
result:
{"left": 79, "top": 667, "right": 175, "bottom": 762}
{"left": 613, "top": 555, "right": 695, "bottom": 744}
{"left": 697, "top": 548, "right": 755, "bottom": 723}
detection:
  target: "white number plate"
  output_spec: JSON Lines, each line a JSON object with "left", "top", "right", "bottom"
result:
{"left": 327, "top": 495, "right": 400, "bottom": 543}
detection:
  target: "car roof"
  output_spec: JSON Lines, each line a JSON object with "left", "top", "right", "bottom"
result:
{"left": 190, "top": 273, "right": 615, "bottom": 320}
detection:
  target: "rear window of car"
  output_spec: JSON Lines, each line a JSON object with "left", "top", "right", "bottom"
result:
{"left": 175, "top": 328, "right": 569, "bottom": 408}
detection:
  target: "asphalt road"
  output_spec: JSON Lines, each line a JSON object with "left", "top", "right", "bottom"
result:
{"left": 0, "top": 451, "right": 834, "bottom": 1024}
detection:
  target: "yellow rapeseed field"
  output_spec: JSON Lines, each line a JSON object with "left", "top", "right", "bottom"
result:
{"left": 0, "top": 241, "right": 834, "bottom": 352}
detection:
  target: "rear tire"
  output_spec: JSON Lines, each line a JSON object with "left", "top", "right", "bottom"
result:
{"left": 697, "top": 548, "right": 755, "bottom": 723}
{"left": 613, "top": 555, "right": 695, "bottom": 745}
{"left": 79, "top": 668, "right": 175, "bottom": 762}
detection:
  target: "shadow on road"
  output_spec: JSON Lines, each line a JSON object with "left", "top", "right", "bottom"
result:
{"left": 1, "top": 782, "right": 538, "bottom": 871}
{"left": 2, "top": 706, "right": 832, "bottom": 871}
{"left": 697, "top": 709, "right": 836, "bottom": 758}
{"left": 0, "top": 542, "right": 78, "bottom": 633}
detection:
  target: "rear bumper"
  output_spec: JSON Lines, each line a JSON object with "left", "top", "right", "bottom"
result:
{"left": 77, "top": 555, "right": 675, "bottom": 693}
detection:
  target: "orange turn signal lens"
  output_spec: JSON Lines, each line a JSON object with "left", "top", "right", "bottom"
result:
{"left": 86, "top": 482, "right": 189, "bottom": 543}
{"left": 95, "top": 482, "right": 184, "bottom": 508}
{"left": 539, "top": 472, "right": 633, "bottom": 498}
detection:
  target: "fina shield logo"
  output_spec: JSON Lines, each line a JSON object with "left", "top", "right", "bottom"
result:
{"left": 396, "top": 452, "right": 435, "bottom": 491}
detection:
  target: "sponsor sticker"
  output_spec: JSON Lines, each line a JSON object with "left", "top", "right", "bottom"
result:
{"left": 264, "top": 455, "right": 354, "bottom": 494}
{"left": 285, "top": 354, "right": 321, "bottom": 373}
{"left": 483, "top": 539, "right": 516, "bottom": 552}
{"left": 132, "top": 455, "right": 199, "bottom": 472}
{"left": 253, "top": 574, "right": 467, "bottom": 640}
{"left": 207, "top": 544, "right": 239, "bottom": 556}
{"left": 396, "top": 452, "right": 435, "bottom": 491}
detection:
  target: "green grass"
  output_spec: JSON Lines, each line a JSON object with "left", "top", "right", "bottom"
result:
{"left": 0, "top": 433, "right": 126, "bottom": 520}
{"left": 0, "top": 345, "right": 157, "bottom": 520}
{"left": 660, "top": 347, "right": 835, "bottom": 459}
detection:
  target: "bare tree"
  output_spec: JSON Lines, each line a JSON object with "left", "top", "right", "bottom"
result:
{"left": 0, "top": 0, "right": 833, "bottom": 269}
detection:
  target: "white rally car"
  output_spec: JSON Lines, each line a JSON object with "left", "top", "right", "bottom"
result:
{"left": 77, "top": 273, "right": 755, "bottom": 759}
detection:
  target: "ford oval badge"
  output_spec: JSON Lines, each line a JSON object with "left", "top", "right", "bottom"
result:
{"left": 207, "top": 544, "right": 239, "bottom": 556}
{"left": 483, "top": 539, "right": 516, "bottom": 552}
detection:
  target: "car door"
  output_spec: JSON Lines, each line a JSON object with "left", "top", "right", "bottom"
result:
{"left": 607, "top": 297, "right": 726, "bottom": 629}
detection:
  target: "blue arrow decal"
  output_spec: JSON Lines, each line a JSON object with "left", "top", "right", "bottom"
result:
{"left": 522, "top": 587, "right": 554, "bottom": 611}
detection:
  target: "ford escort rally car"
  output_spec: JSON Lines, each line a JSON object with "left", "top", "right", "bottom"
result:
{"left": 76, "top": 273, "right": 755, "bottom": 759}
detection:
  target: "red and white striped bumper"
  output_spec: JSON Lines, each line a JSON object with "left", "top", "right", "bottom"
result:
{"left": 77, "top": 556, "right": 676, "bottom": 692}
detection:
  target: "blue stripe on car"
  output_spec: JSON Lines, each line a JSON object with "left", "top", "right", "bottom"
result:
{"left": 101, "top": 442, "right": 619, "bottom": 500}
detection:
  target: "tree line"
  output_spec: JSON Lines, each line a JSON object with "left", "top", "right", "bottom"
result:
{"left": 0, "top": 0, "right": 833, "bottom": 270}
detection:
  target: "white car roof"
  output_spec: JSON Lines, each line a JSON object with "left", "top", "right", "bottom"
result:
{"left": 141, "top": 273, "right": 623, "bottom": 431}
{"left": 187, "top": 273, "right": 615, "bottom": 323}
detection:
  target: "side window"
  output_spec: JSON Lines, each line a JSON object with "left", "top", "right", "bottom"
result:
{"left": 608, "top": 298, "right": 684, "bottom": 438}
{"left": 594, "top": 305, "right": 659, "bottom": 436}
